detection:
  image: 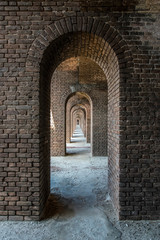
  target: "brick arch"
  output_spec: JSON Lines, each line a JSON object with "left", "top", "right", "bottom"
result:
{"left": 71, "top": 107, "right": 86, "bottom": 137}
{"left": 70, "top": 104, "right": 88, "bottom": 139}
{"left": 26, "top": 17, "right": 134, "bottom": 220}
{"left": 27, "top": 17, "right": 133, "bottom": 72}
{"left": 50, "top": 60, "right": 107, "bottom": 157}
{"left": 65, "top": 92, "right": 91, "bottom": 145}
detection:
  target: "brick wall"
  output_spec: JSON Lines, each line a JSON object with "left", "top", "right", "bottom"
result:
{"left": 0, "top": 0, "right": 160, "bottom": 220}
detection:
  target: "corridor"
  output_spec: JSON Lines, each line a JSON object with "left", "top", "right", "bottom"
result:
{"left": 0, "top": 126, "right": 159, "bottom": 240}
{"left": 66, "top": 125, "right": 91, "bottom": 155}
{"left": 1, "top": 1, "right": 160, "bottom": 239}
{"left": 51, "top": 125, "right": 108, "bottom": 209}
{"left": 49, "top": 125, "right": 121, "bottom": 239}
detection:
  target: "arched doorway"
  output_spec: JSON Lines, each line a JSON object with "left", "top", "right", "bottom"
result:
{"left": 65, "top": 92, "right": 92, "bottom": 156}
{"left": 26, "top": 17, "right": 133, "bottom": 220}
{"left": 50, "top": 57, "right": 108, "bottom": 157}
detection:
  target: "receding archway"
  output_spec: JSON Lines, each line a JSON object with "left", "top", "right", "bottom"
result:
{"left": 26, "top": 17, "right": 133, "bottom": 220}
{"left": 50, "top": 57, "right": 108, "bottom": 157}
{"left": 65, "top": 92, "right": 92, "bottom": 156}
{"left": 43, "top": 31, "right": 119, "bottom": 218}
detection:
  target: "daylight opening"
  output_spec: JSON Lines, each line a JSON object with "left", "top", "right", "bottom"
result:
{"left": 65, "top": 92, "right": 91, "bottom": 156}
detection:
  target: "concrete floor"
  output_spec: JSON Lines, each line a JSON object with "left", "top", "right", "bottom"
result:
{"left": 0, "top": 126, "right": 160, "bottom": 240}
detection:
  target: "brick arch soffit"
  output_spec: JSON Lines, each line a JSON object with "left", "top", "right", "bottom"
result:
{"left": 70, "top": 104, "right": 88, "bottom": 114}
{"left": 70, "top": 106, "right": 87, "bottom": 122}
{"left": 72, "top": 106, "right": 86, "bottom": 116}
{"left": 69, "top": 105, "right": 87, "bottom": 128}
{"left": 65, "top": 91, "right": 92, "bottom": 112}
{"left": 66, "top": 93, "right": 90, "bottom": 111}
{"left": 66, "top": 98, "right": 89, "bottom": 129}
{"left": 72, "top": 108, "right": 86, "bottom": 124}
{"left": 71, "top": 106, "right": 86, "bottom": 121}
{"left": 26, "top": 16, "right": 134, "bottom": 77}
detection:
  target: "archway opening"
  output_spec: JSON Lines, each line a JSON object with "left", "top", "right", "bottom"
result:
{"left": 40, "top": 30, "right": 120, "bottom": 218}
{"left": 48, "top": 52, "right": 110, "bottom": 215}
{"left": 50, "top": 56, "right": 108, "bottom": 158}
{"left": 65, "top": 92, "right": 92, "bottom": 156}
{"left": 33, "top": 21, "right": 130, "bottom": 219}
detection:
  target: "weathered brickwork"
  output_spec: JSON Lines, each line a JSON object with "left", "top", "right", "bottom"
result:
{"left": 0, "top": 0, "right": 160, "bottom": 221}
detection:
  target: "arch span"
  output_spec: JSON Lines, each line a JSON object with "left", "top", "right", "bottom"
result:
{"left": 26, "top": 17, "right": 134, "bottom": 220}
{"left": 65, "top": 92, "right": 91, "bottom": 145}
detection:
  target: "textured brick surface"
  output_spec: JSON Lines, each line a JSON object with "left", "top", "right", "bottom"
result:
{"left": 0, "top": 1, "right": 160, "bottom": 220}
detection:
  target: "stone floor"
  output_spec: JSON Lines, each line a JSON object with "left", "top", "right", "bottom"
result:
{"left": 0, "top": 126, "right": 160, "bottom": 240}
